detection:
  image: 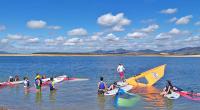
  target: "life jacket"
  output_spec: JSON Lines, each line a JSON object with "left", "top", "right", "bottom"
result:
{"left": 99, "top": 81, "right": 105, "bottom": 89}
{"left": 24, "top": 80, "right": 30, "bottom": 87}
{"left": 35, "top": 79, "right": 40, "bottom": 86}
{"left": 49, "top": 81, "right": 55, "bottom": 90}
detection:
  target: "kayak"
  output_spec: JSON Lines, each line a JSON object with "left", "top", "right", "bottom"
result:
{"left": 126, "top": 64, "right": 166, "bottom": 87}
{"left": 0, "top": 80, "right": 24, "bottom": 87}
{"left": 104, "top": 85, "right": 133, "bottom": 96}
{"left": 177, "top": 91, "right": 200, "bottom": 101}
{"left": 41, "top": 75, "right": 89, "bottom": 86}
{"left": 165, "top": 91, "right": 180, "bottom": 99}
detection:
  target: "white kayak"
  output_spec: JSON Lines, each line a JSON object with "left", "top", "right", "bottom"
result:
{"left": 104, "top": 85, "right": 133, "bottom": 96}
{"left": 165, "top": 91, "right": 180, "bottom": 99}
{"left": 41, "top": 75, "right": 89, "bottom": 86}
{"left": 42, "top": 75, "right": 67, "bottom": 82}
{"left": 116, "top": 81, "right": 128, "bottom": 87}
{"left": 0, "top": 80, "right": 24, "bottom": 87}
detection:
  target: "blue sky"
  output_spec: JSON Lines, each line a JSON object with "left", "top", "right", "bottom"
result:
{"left": 0, "top": 0, "right": 200, "bottom": 53}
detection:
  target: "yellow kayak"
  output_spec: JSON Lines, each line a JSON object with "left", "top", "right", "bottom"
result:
{"left": 126, "top": 64, "right": 166, "bottom": 87}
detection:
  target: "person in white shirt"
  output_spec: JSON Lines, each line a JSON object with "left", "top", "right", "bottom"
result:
{"left": 117, "top": 64, "right": 125, "bottom": 80}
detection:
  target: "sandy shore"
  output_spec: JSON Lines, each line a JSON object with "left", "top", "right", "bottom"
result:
{"left": 0, "top": 54, "right": 200, "bottom": 57}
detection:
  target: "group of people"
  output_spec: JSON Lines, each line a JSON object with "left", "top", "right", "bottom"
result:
{"left": 8, "top": 75, "right": 20, "bottom": 82}
{"left": 97, "top": 64, "right": 181, "bottom": 96}
{"left": 98, "top": 64, "right": 125, "bottom": 94}
{"left": 34, "top": 73, "right": 56, "bottom": 92}
{"left": 7, "top": 73, "right": 56, "bottom": 92}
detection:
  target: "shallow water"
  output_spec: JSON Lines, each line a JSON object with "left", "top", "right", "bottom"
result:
{"left": 0, "top": 56, "right": 200, "bottom": 110}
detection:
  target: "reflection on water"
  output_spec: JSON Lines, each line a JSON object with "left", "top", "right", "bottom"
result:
{"left": 24, "top": 88, "right": 30, "bottom": 96}
{"left": 131, "top": 86, "right": 166, "bottom": 109}
{"left": 166, "top": 99, "right": 173, "bottom": 110}
{"left": 35, "top": 92, "right": 42, "bottom": 104}
{"left": 97, "top": 95, "right": 106, "bottom": 110}
{"left": 49, "top": 90, "right": 56, "bottom": 102}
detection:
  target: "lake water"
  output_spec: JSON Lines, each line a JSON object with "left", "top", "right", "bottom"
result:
{"left": 0, "top": 56, "right": 200, "bottom": 110}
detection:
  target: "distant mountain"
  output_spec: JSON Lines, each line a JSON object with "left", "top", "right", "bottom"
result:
{"left": 137, "top": 49, "right": 159, "bottom": 54}
{"left": 92, "top": 50, "right": 108, "bottom": 54}
{"left": 0, "top": 51, "right": 9, "bottom": 54}
{"left": 32, "top": 47, "right": 200, "bottom": 55}
{"left": 93, "top": 47, "right": 200, "bottom": 55}
{"left": 171, "top": 47, "right": 200, "bottom": 55}
{"left": 93, "top": 48, "right": 131, "bottom": 54}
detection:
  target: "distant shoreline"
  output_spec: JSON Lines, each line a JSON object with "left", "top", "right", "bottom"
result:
{"left": 0, "top": 53, "right": 200, "bottom": 57}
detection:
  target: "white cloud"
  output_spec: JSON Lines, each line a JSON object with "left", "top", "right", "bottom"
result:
{"left": 127, "top": 32, "right": 147, "bottom": 38}
{"left": 141, "top": 24, "right": 159, "bottom": 33}
{"left": 89, "top": 32, "right": 104, "bottom": 41}
{"left": 160, "top": 8, "right": 177, "bottom": 14}
{"left": 195, "top": 21, "right": 200, "bottom": 26}
{"left": 175, "top": 15, "right": 193, "bottom": 25}
{"left": 169, "top": 28, "right": 181, "bottom": 34}
{"left": 155, "top": 33, "right": 172, "bottom": 40}
{"left": 27, "top": 20, "right": 47, "bottom": 29}
{"left": 26, "top": 38, "right": 39, "bottom": 43}
{"left": 63, "top": 38, "right": 83, "bottom": 46}
{"left": 67, "top": 28, "right": 87, "bottom": 36}
{"left": 47, "top": 25, "right": 62, "bottom": 30}
{"left": 169, "top": 17, "right": 177, "bottom": 22}
{"left": 155, "top": 28, "right": 190, "bottom": 40}
{"left": 7, "top": 34, "right": 24, "bottom": 40}
{"left": 91, "top": 35, "right": 99, "bottom": 41}
{"left": 0, "top": 38, "right": 9, "bottom": 43}
{"left": 56, "top": 36, "right": 65, "bottom": 41}
{"left": 184, "top": 35, "right": 200, "bottom": 42}
{"left": 97, "top": 13, "right": 131, "bottom": 31}
{"left": 45, "top": 39, "right": 57, "bottom": 46}
{"left": 104, "top": 33, "right": 119, "bottom": 41}
{"left": 0, "top": 25, "right": 6, "bottom": 31}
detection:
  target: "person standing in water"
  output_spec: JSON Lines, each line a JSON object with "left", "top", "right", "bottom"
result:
{"left": 35, "top": 76, "right": 42, "bottom": 92}
{"left": 23, "top": 77, "right": 30, "bottom": 88}
{"left": 97, "top": 77, "right": 107, "bottom": 94}
{"left": 117, "top": 64, "right": 125, "bottom": 81}
{"left": 49, "top": 77, "right": 56, "bottom": 91}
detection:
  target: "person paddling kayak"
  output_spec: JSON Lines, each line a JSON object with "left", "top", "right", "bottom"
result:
{"left": 160, "top": 80, "right": 179, "bottom": 96}
{"left": 49, "top": 77, "right": 56, "bottom": 91}
{"left": 98, "top": 77, "right": 107, "bottom": 94}
{"left": 117, "top": 64, "right": 125, "bottom": 81}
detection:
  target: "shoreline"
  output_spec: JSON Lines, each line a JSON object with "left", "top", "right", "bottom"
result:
{"left": 0, "top": 54, "right": 200, "bottom": 57}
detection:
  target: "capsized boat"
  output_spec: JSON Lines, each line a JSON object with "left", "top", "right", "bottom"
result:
{"left": 0, "top": 80, "right": 24, "bottom": 87}
{"left": 126, "top": 64, "right": 166, "bottom": 87}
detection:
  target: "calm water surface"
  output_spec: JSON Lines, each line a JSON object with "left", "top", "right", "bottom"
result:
{"left": 0, "top": 56, "right": 200, "bottom": 110}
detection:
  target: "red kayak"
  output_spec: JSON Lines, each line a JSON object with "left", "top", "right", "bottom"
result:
{"left": 0, "top": 80, "right": 24, "bottom": 87}
{"left": 177, "top": 91, "right": 200, "bottom": 101}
